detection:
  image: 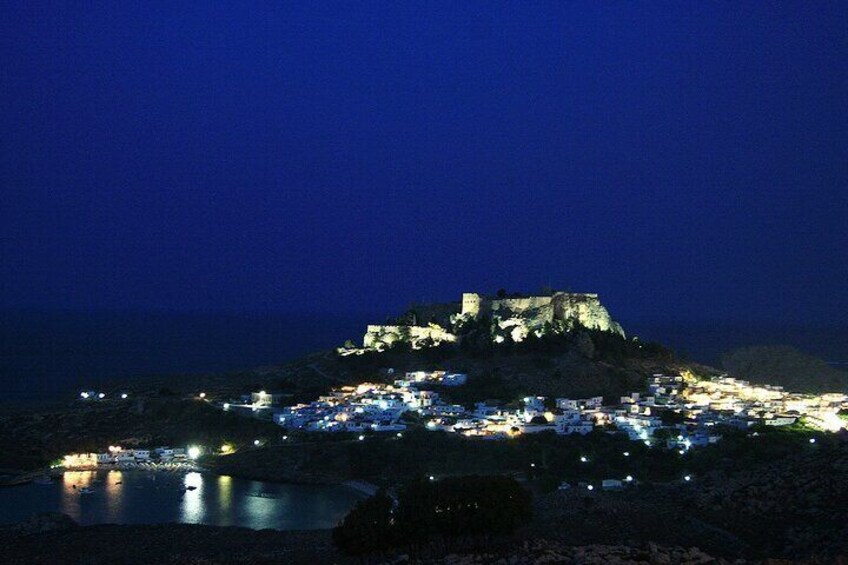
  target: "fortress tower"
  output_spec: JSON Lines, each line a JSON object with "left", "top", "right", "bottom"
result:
{"left": 461, "top": 293, "right": 484, "bottom": 317}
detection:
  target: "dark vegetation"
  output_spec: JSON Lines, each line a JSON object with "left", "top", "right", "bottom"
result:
{"left": 323, "top": 428, "right": 848, "bottom": 561}
{"left": 204, "top": 422, "right": 833, "bottom": 490}
{"left": 333, "top": 475, "right": 532, "bottom": 557}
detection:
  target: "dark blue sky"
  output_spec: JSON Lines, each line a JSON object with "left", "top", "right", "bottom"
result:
{"left": 2, "top": 3, "right": 846, "bottom": 325}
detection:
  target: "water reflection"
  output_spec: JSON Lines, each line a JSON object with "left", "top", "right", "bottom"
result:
{"left": 61, "top": 471, "right": 96, "bottom": 521}
{"left": 244, "top": 491, "right": 276, "bottom": 525}
{"left": 104, "top": 470, "right": 124, "bottom": 523}
{"left": 180, "top": 471, "right": 205, "bottom": 523}
{"left": 217, "top": 475, "right": 232, "bottom": 525}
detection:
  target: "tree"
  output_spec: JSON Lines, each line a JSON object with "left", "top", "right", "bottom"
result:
{"left": 332, "top": 491, "right": 395, "bottom": 556}
{"left": 394, "top": 475, "right": 532, "bottom": 543}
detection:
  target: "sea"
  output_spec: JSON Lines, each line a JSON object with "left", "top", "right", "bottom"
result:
{"left": 1, "top": 309, "right": 846, "bottom": 403}
{"left": 0, "top": 469, "right": 363, "bottom": 529}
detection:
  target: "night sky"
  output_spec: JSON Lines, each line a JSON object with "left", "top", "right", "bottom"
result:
{"left": 2, "top": 3, "right": 846, "bottom": 326}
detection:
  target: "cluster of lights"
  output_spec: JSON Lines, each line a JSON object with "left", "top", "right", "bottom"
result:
{"left": 80, "top": 391, "right": 129, "bottom": 400}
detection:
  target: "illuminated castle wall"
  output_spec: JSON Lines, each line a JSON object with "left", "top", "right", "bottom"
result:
{"left": 461, "top": 291, "right": 624, "bottom": 337}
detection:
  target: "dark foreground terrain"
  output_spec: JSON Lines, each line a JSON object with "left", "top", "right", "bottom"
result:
{"left": 0, "top": 512, "right": 742, "bottom": 564}
{"left": 1, "top": 434, "right": 846, "bottom": 563}
{"left": 0, "top": 510, "right": 841, "bottom": 565}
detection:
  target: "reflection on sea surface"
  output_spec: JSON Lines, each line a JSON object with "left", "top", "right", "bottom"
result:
{"left": 61, "top": 470, "right": 96, "bottom": 521}
{"left": 217, "top": 475, "right": 232, "bottom": 525}
{"left": 180, "top": 472, "right": 205, "bottom": 523}
{"left": 104, "top": 470, "right": 124, "bottom": 523}
{"left": 1, "top": 470, "right": 362, "bottom": 530}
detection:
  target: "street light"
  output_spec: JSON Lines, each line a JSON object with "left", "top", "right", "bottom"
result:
{"left": 187, "top": 446, "right": 202, "bottom": 460}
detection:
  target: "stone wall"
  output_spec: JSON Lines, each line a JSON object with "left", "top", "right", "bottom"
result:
{"left": 462, "top": 291, "right": 624, "bottom": 337}
{"left": 363, "top": 324, "right": 457, "bottom": 350}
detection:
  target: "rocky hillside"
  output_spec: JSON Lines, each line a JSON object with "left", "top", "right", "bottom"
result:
{"left": 691, "top": 437, "right": 848, "bottom": 559}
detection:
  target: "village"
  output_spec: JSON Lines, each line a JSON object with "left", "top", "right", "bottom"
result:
{"left": 224, "top": 369, "right": 848, "bottom": 449}
{"left": 61, "top": 368, "right": 847, "bottom": 477}
{"left": 61, "top": 445, "right": 201, "bottom": 470}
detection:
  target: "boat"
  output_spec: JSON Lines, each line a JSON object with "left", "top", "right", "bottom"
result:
{"left": 79, "top": 487, "right": 94, "bottom": 495}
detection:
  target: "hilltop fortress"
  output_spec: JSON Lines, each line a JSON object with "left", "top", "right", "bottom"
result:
{"left": 460, "top": 291, "right": 623, "bottom": 336}
{"left": 342, "top": 290, "right": 624, "bottom": 355}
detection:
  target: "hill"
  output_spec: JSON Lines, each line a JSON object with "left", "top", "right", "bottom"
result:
{"left": 722, "top": 345, "right": 848, "bottom": 393}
